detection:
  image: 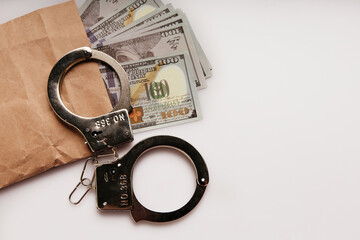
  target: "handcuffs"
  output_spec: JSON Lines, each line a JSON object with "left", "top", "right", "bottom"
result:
{"left": 47, "top": 47, "right": 209, "bottom": 223}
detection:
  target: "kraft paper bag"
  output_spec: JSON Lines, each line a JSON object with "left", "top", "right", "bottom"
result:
{"left": 0, "top": 1, "right": 112, "bottom": 189}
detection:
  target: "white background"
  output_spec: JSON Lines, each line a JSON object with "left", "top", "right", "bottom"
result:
{"left": 1, "top": 0, "right": 360, "bottom": 239}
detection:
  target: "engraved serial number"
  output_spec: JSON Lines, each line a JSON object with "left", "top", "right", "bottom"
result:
{"left": 95, "top": 113, "right": 126, "bottom": 128}
{"left": 119, "top": 174, "right": 129, "bottom": 206}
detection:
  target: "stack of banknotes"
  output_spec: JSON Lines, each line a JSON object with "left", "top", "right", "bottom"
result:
{"left": 79, "top": 0, "right": 212, "bottom": 132}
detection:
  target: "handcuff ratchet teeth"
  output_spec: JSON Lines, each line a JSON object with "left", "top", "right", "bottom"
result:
{"left": 47, "top": 47, "right": 133, "bottom": 153}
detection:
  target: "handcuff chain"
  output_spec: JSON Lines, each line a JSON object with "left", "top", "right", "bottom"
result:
{"left": 68, "top": 149, "right": 119, "bottom": 205}
{"left": 69, "top": 157, "right": 96, "bottom": 205}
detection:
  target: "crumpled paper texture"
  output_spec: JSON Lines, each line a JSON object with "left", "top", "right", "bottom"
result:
{"left": 0, "top": 0, "right": 112, "bottom": 189}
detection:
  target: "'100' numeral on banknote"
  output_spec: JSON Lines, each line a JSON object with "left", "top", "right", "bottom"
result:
{"left": 78, "top": 0, "right": 212, "bottom": 132}
{"left": 122, "top": 52, "right": 201, "bottom": 132}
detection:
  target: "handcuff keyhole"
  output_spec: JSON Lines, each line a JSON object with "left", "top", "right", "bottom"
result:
{"left": 91, "top": 130, "right": 103, "bottom": 138}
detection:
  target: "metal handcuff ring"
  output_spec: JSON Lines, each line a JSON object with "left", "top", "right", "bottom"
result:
{"left": 47, "top": 47, "right": 209, "bottom": 223}
{"left": 96, "top": 135, "right": 209, "bottom": 222}
{"left": 47, "top": 47, "right": 133, "bottom": 153}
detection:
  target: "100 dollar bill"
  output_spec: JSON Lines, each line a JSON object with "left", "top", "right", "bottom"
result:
{"left": 106, "top": 9, "right": 212, "bottom": 79}
{"left": 102, "top": 4, "right": 174, "bottom": 42}
{"left": 79, "top": 0, "right": 132, "bottom": 29}
{"left": 121, "top": 52, "right": 201, "bottom": 132}
{"left": 124, "top": 9, "right": 180, "bottom": 34}
{"left": 87, "top": 0, "right": 163, "bottom": 44}
{"left": 97, "top": 24, "right": 207, "bottom": 89}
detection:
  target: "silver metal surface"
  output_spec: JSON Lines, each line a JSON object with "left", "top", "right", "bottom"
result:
{"left": 95, "top": 135, "right": 209, "bottom": 223}
{"left": 47, "top": 47, "right": 133, "bottom": 152}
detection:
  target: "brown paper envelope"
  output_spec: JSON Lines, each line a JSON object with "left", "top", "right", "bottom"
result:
{"left": 0, "top": 0, "right": 112, "bottom": 189}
